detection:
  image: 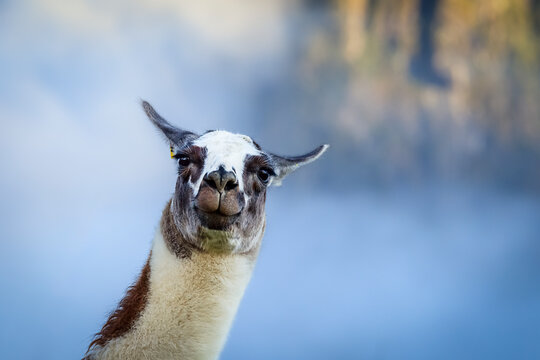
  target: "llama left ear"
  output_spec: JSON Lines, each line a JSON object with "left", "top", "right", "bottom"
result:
{"left": 142, "top": 100, "right": 198, "bottom": 153}
{"left": 269, "top": 144, "right": 329, "bottom": 186}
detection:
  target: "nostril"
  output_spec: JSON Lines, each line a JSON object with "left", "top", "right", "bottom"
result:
{"left": 204, "top": 171, "right": 221, "bottom": 190}
{"left": 224, "top": 181, "right": 238, "bottom": 191}
{"left": 204, "top": 177, "right": 218, "bottom": 190}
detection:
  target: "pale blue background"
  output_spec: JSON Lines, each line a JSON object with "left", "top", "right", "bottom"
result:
{"left": 1, "top": 1, "right": 540, "bottom": 359}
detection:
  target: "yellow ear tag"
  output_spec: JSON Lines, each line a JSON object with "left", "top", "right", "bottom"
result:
{"left": 170, "top": 146, "right": 175, "bottom": 159}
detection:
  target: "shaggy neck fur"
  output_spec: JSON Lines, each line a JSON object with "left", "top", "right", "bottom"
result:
{"left": 86, "top": 202, "right": 262, "bottom": 360}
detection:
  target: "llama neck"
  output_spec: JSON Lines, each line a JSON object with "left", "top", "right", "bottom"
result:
{"left": 94, "top": 229, "right": 257, "bottom": 360}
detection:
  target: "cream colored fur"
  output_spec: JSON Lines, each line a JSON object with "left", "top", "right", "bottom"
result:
{"left": 90, "top": 227, "right": 259, "bottom": 360}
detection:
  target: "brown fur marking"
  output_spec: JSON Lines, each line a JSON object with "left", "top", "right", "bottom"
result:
{"left": 177, "top": 145, "right": 207, "bottom": 184}
{"left": 87, "top": 255, "right": 151, "bottom": 353}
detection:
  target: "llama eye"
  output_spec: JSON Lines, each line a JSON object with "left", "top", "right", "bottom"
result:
{"left": 178, "top": 155, "right": 191, "bottom": 167}
{"left": 257, "top": 168, "right": 270, "bottom": 183}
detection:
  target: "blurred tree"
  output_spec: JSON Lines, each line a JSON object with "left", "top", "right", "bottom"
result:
{"left": 254, "top": 0, "right": 540, "bottom": 190}
{"left": 409, "top": 0, "right": 451, "bottom": 88}
{"left": 531, "top": 0, "right": 540, "bottom": 35}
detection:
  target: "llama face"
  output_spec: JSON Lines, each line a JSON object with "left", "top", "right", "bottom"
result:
{"left": 169, "top": 131, "right": 270, "bottom": 253}
{"left": 143, "top": 101, "right": 328, "bottom": 254}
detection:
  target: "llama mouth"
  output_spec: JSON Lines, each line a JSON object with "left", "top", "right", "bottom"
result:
{"left": 195, "top": 207, "right": 240, "bottom": 231}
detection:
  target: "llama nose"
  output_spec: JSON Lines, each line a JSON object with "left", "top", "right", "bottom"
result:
{"left": 205, "top": 167, "right": 238, "bottom": 193}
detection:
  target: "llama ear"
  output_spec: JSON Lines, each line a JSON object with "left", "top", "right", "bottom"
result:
{"left": 142, "top": 100, "right": 198, "bottom": 153}
{"left": 269, "top": 144, "right": 329, "bottom": 186}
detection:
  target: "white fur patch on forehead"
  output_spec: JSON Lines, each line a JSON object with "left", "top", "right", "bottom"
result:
{"left": 191, "top": 131, "right": 261, "bottom": 194}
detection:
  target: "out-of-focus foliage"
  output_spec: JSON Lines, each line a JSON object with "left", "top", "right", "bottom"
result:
{"left": 255, "top": 0, "right": 540, "bottom": 190}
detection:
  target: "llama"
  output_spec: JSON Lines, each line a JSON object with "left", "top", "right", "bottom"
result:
{"left": 85, "top": 101, "right": 328, "bottom": 360}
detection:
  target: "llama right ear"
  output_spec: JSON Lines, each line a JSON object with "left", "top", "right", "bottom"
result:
{"left": 269, "top": 144, "right": 329, "bottom": 186}
{"left": 142, "top": 100, "right": 198, "bottom": 154}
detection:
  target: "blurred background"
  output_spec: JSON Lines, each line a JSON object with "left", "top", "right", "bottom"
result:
{"left": 1, "top": 0, "right": 540, "bottom": 358}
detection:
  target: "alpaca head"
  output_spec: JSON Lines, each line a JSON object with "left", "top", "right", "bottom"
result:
{"left": 143, "top": 101, "right": 328, "bottom": 254}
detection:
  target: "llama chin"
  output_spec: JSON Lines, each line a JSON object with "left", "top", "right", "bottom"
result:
{"left": 85, "top": 101, "right": 328, "bottom": 360}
